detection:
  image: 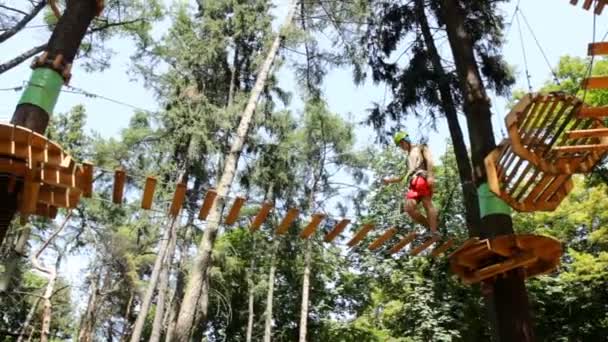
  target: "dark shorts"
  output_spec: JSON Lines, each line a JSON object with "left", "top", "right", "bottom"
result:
{"left": 406, "top": 175, "right": 432, "bottom": 201}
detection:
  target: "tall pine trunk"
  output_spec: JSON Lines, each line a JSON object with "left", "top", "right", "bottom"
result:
{"left": 171, "top": 2, "right": 299, "bottom": 339}
{"left": 298, "top": 239, "right": 312, "bottom": 342}
{"left": 16, "top": 294, "right": 41, "bottom": 342}
{"left": 263, "top": 239, "right": 279, "bottom": 342}
{"left": 39, "top": 255, "right": 61, "bottom": 342}
{"left": 120, "top": 292, "right": 135, "bottom": 341}
{"left": 78, "top": 273, "right": 103, "bottom": 342}
{"left": 245, "top": 237, "right": 257, "bottom": 342}
{"left": 149, "top": 219, "right": 179, "bottom": 342}
{"left": 415, "top": 0, "right": 480, "bottom": 234}
{"left": 439, "top": 1, "right": 535, "bottom": 341}
{"left": 129, "top": 218, "right": 176, "bottom": 342}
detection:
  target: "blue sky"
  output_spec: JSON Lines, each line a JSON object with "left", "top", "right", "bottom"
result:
{"left": 2, "top": 0, "right": 608, "bottom": 309}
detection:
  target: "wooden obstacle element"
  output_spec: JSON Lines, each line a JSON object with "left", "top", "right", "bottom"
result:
{"left": 112, "top": 169, "right": 126, "bottom": 204}
{"left": 277, "top": 208, "right": 299, "bottom": 235}
{"left": 431, "top": 239, "right": 454, "bottom": 257}
{"left": 566, "top": 128, "right": 608, "bottom": 139}
{"left": 0, "top": 123, "right": 86, "bottom": 219}
{"left": 581, "top": 76, "right": 608, "bottom": 90}
{"left": 346, "top": 223, "right": 374, "bottom": 247}
{"left": 578, "top": 106, "right": 608, "bottom": 118}
{"left": 449, "top": 234, "right": 562, "bottom": 285}
{"left": 410, "top": 235, "right": 441, "bottom": 256}
{"left": 141, "top": 176, "right": 157, "bottom": 209}
{"left": 368, "top": 227, "right": 397, "bottom": 251}
{"left": 250, "top": 202, "right": 273, "bottom": 232}
{"left": 569, "top": 0, "right": 608, "bottom": 14}
{"left": 324, "top": 219, "right": 350, "bottom": 242}
{"left": 169, "top": 182, "right": 187, "bottom": 217}
{"left": 198, "top": 189, "right": 217, "bottom": 220}
{"left": 485, "top": 143, "right": 574, "bottom": 212}
{"left": 300, "top": 213, "right": 326, "bottom": 239}
{"left": 588, "top": 42, "right": 608, "bottom": 55}
{"left": 225, "top": 196, "right": 246, "bottom": 225}
{"left": 388, "top": 232, "right": 417, "bottom": 254}
{"left": 81, "top": 162, "right": 93, "bottom": 198}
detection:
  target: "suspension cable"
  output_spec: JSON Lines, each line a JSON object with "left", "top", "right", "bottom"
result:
{"left": 515, "top": 8, "right": 533, "bottom": 92}
{"left": 518, "top": 9, "right": 561, "bottom": 86}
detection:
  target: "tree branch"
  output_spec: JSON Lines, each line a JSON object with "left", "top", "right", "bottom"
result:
{"left": 0, "top": 4, "right": 30, "bottom": 16}
{"left": 0, "top": 1, "right": 46, "bottom": 43}
{"left": 0, "top": 43, "right": 47, "bottom": 75}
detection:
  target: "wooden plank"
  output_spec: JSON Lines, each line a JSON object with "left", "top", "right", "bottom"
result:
{"left": 81, "top": 162, "right": 94, "bottom": 198}
{"left": 250, "top": 202, "right": 273, "bottom": 232}
{"left": 388, "top": 232, "right": 417, "bottom": 254}
{"left": 410, "top": 235, "right": 440, "bottom": 256}
{"left": 224, "top": 196, "right": 246, "bottom": 225}
{"left": 40, "top": 166, "right": 77, "bottom": 189}
{"left": 578, "top": 105, "right": 608, "bottom": 118}
{"left": 141, "top": 176, "right": 157, "bottom": 209}
{"left": 324, "top": 219, "right": 350, "bottom": 242}
{"left": 0, "top": 158, "right": 27, "bottom": 175}
{"left": 368, "top": 227, "right": 397, "bottom": 251}
{"left": 431, "top": 239, "right": 454, "bottom": 257}
{"left": 276, "top": 208, "right": 299, "bottom": 235}
{"left": 198, "top": 189, "right": 217, "bottom": 220}
{"left": 169, "top": 182, "right": 187, "bottom": 217}
{"left": 346, "top": 223, "right": 374, "bottom": 247}
{"left": 552, "top": 143, "right": 608, "bottom": 153}
{"left": 299, "top": 213, "right": 326, "bottom": 239}
{"left": 112, "top": 169, "right": 126, "bottom": 204}
{"left": 38, "top": 187, "right": 70, "bottom": 208}
{"left": 582, "top": 76, "right": 608, "bottom": 90}
{"left": 471, "top": 252, "right": 537, "bottom": 284}
{"left": 588, "top": 42, "right": 608, "bottom": 56}
{"left": 583, "top": 0, "right": 594, "bottom": 10}
{"left": 595, "top": 0, "right": 607, "bottom": 14}
{"left": 566, "top": 128, "right": 608, "bottom": 139}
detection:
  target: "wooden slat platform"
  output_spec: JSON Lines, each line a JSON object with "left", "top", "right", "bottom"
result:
{"left": 431, "top": 239, "right": 454, "bottom": 257}
{"left": 81, "top": 162, "right": 94, "bottom": 198}
{"left": 169, "top": 183, "right": 187, "bottom": 217}
{"left": 346, "top": 223, "right": 374, "bottom": 247}
{"left": 570, "top": 0, "right": 608, "bottom": 14}
{"left": 250, "top": 202, "right": 273, "bottom": 232}
{"left": 368, "top": 227, "right": 397, "bottom": 251}
{"left": 566, "top": 128, "right": 608, "bottom": 139}
{"left": 277, "top": 208, "right": 299, "bottom": 235}
{"left": 112, "top": 169, "right": 126, "bottom": 204}
{"left": 300, "top": 213, "right": 326, "bottom": 239}
{"left": 141, "top": 176, "right": 157, "bottom": 209}
{"left": 198, "top": 189, "right": 217, "bottom": 220}
{"left": 449, "top": 234, "right": 562, "bottom": 285}
{"left": 388, "top": 232, "right": 417, "bottom": 255}
{"left": 324, "top": 219, "right": 350, "bottom": 242}
{"left": 410, "top": 235, "right": 440, "bottom": 256}
{"left": 588, "top": 42, "right": 608, "bottom": 56}
{"left": 578, "top": 105, "right": 608, "bottom": 118}
{"left": 225, "top": 196, "right": 246, "bottom": 225}
{"left": 581, "top": 77, "right": 608, "bottom": 90}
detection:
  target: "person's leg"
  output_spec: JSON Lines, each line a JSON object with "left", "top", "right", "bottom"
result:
{"left": 420, "top": 196, "right": 438, "bottom": 234}
{"left": 404, "top": 198, "right": 430, "bottom": 228}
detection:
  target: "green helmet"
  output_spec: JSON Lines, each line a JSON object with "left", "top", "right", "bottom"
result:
{"left": 393, "top": 131, "right": 410, "bottom": 145}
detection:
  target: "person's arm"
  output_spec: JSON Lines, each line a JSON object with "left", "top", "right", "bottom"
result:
{"left": 382, "top": 175, "right": 403, "bottom": 184}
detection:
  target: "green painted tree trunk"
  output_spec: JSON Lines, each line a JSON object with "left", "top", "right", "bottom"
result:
{"left": 439, "top": 1, "right": 535, "bottom": 341}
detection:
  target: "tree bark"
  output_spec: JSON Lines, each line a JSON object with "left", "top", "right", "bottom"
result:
{"left": 120, "top": 292, "right": 135, "bottom": 342}
{"left": 16, "top": 294, "right": 42, "bottom": 342}
{"left": 129, "top": 218, "right": 175, "bottom": 342}
{"left": 415, "top": 0, "right": 480, "bottom": 235}
{"left": 245, "top": 237, "right": 257, "bottom": 342}
{"left": 439, "top": 1, "right": 535, "bottom": 341}
{"left": 78, "top": 274, "right": 100, "bottom": 342}
{"left": 171, "top": 2, "right": 299, "bottom": 339}
{"left": 39, "top": 255, "right": 61, "bottom": 342}
{"left": 0, "top": 0, "right": 46, "bottom": 44}
{"left": 298, "top": 239, "right": 312, "bottom": 342}
{"left": 149, "top": 220, "right": 179, "bottom": 342}
{"left": 263, "top": 240, "right": 279, "bottom": 342}
{"left": 0, "top": 44, "right": 47, "bottom": 75}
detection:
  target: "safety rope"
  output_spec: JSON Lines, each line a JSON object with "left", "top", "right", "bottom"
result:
{"left": 515, "top": 9, "right": 533, "bottom": 92}
{"left": 518, "top": 9, "right": 561, "bottom": 86}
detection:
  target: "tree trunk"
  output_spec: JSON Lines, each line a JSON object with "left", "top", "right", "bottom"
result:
{"left": 78, "top": 274, "right": 100, "bottom": 342}
{"left": 298, "top": 240, "right": 312, "bottom": 342}
{"left": 164, "top": 227, "right": 193, "bottom": 342}
{"left": 129, "top": 218, "right": 175, "bottom": 342}
{"left": 149, "top": 219, "right": 179, "bottom": 342}
{"left": 263, "top": 240, "right": 279, "bottom": 342}
{"left": 439, "top": 1, "right": 535, "bottom": 341}
{"left": 40, "top": 255, "right": 61, "bottom": 342}
{"left": 16, "top": 294, "right": 42, "bottom": 342}
{"left": 120, "top": 292, "right": 135, "bottom": 342}
{"left": 415, "top": 0, "right": 480, "bottom": 235}
{"left": 245, "top": 237, "right": 257, "bottom": 342}
{"left": 171, "top": 2, "right": 299, "bottom": 339}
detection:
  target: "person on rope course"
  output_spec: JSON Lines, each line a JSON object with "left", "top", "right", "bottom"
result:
{"left": 382, "top": 131, "right": 439, "bottom": 237}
